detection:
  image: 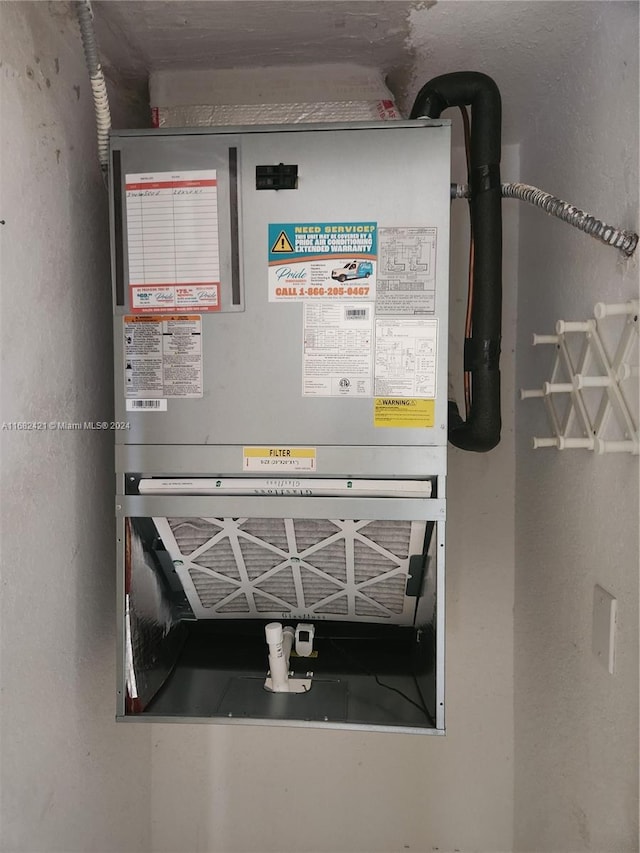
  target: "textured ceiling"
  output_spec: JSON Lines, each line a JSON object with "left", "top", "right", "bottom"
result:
{"left": 93, "top": 1, "right": 419, "bottom": 75}
{"left": 91, "top": 1, "right": 637, "bottom": 144}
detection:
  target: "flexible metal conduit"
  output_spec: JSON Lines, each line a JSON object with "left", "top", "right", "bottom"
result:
{"left": 75, "top": 0, "right": 111, "bottom": 178}
{"left": 412, "top": 72, "right": 503, "bottom": 452}
{"left": 452, "top": 182, "right": 638, "bottom": 256}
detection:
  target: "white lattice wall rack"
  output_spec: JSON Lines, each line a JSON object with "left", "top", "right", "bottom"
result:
{"left": 521, "top": 300, "right": 639, "bottom": 454}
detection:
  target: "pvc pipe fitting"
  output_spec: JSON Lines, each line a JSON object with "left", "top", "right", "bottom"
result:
{"left": 282, "top": 626, "right": 295, "bottom": 662}
{"left": 555, "top": 320, "right": 595, "bottom": 335}
{"left": 594, "top": 438, "right": 639, "bottom": 455}
{"left": 543, "top": 381, "right": 573, "bottom": 395}
{"left": 557, "top": 437, "right": 594, "bottom": 450}
{"left": 594, "top": 300, "right": 639, "bottom": 319}
{"left": 265, "top": 622, "right": 289, "bottom": 692}
{"left": 573, "top": 374, "right": 612, "bottom": 390}
{"left": 532, "top": 437, "right": 560, "bottom": 449}
{"left": 616, "top": 362, "right": 639, "bottom": 381}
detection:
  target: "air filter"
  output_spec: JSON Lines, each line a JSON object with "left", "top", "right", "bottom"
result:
{"left": 154, "top": 517, "right": 428, "bottom": 624}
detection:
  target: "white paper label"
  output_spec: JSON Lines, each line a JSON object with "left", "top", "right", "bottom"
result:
{"left": 303, "top": 302, "right": 374, "bottom": 396}
{"left": 124, "top": 315, "right": 203, "bottom": 399}
{"left": 126, "top": 399, "right": 168, "bottom": 412}
{"left": 125, "top": 170, "right": 220, "bottom": 313}
{"left": 374, "top": 317, "right": 438, "bottom": 398}
{"left": 376, "top": 227, "right": 438, "bottom": 315}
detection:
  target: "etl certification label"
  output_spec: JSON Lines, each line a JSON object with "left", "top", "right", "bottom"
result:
{"left": 268, "top": 222, "right": 377, "bottom": 301}
{"left": 243, "top": 447, "right": 317, "bottom": 471}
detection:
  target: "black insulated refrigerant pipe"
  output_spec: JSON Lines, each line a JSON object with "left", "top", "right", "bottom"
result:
{"left": 411, "top": 72, "right": 502, "bottom": 452}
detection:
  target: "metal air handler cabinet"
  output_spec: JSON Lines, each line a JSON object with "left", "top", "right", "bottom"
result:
{"left": 110, "top": 120, "right": 451, "bottom": 734}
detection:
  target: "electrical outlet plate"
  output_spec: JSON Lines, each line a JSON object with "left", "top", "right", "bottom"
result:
{"left": 592, "top": 584, "right": 617, "bottom": 674}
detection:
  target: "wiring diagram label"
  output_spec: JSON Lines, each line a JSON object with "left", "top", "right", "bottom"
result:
{"left": 375, "top": 227, "right": 438, "bottom": 315}
{"left": 374, "top": 317, "right": 438, "bottom": 398}
{"left": 268, "top": 222, "right": 377, "bottom": 301}
{"left": 124, "top": 315, "right": 203, "bottom": 399}
{"left": 125, "top": 170, "right": 221, "bottom": 313}
{"left": 302, "top": 302, "right": 374, "bottom": 396}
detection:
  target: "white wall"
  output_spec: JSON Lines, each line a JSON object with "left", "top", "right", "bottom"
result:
{"left": 0, "top": 4, "right": 151, "bottom": 851}
{"left": 513, "top": 3, "right": 639, "bottom": 852}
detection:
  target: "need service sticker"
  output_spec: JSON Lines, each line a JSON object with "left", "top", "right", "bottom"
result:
{"left": 268, "top": 222, "right": 377, "bottom": 301}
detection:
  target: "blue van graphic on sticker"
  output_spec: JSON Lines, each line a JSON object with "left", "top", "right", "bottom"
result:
{"left": 331, "top": 260, "right": 373, "bottom": 282}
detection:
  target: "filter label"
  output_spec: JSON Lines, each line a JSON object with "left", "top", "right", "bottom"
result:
{"left": 243, "top": 447, "right": 317, "bottom": 471}
{"left": 268, "top": 222, "right": 377, "bottom": 301}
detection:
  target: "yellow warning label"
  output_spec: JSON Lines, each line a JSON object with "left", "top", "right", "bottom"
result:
{"left": 271, "top": 230, "right": 295, "bottom": 253}
{"left": 243, "top": 446, "right": 316, "bottom": 471}
{"left": 374, "top": 398, "right": 435, "bottom": 428}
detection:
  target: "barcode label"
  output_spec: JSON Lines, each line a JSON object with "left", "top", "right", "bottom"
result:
{"left": 125, "top": 399, "right": 167, "bottom": 412}
{"left": 345, "top": 308, "right": 369, "bottom": 320}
